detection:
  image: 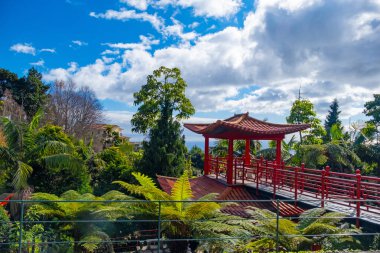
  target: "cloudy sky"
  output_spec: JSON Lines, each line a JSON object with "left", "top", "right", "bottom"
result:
{"left": 2, "top": 0, "right": 380, "bottom": 144}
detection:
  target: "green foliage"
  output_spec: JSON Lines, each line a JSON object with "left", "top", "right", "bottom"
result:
{"left": 0, "top": 68, "right": 49, "bottom": 119}
{"left": 324, "top": 99, "right": 343, "bottom": 142}
{"left": 90, "top": 147, "right": 136, "bottom": 195}
{"left": 0, "top": 206, "right": 12, "bottom": 251}
{"left": 188, "top": 145, "right": 204, "bottom": 170}
{"left": 132, "top": 66, "right": 195, "bottom": 178}
{"left": 131, "top": 66, "right": 195, "bottom": 134}
{"left": 287, "top": 99, "right": 326, "bottom": 144}
{"left": 114, "top": 172, "right": 250, "bottom": 253}
{"left": 211, "top": 139, "right": 261, "bottom": 157}
{"left": 28, "top": 190, "right": 130, "bottom": 253}
{"left": 243, "top": 208, "right": 361, "bottom": 252}
{"left": 28, "top": 125, "right": 92, "bottom": 194}
{"left": 364, "top": 94, "right": 380, "bottom": 144}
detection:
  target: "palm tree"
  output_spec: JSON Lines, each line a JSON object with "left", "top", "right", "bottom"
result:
{"left": 27, "top": 190, "right": 132, "bottom": 253}
{"left": 242, "top": 207, "right": 362, "bottom": 252}
{"left": 114, "top": 171, "right": 252, "bottom": 253}
{"left": 0, "top": 110, "right": 87, "bottom": 193}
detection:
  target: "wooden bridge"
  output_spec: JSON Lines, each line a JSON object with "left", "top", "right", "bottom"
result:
{"left": 184, "top": 113, "right": 380, "bottom": 227}
{"left": 208, "top": 156, "right": 380, "bottom": 227}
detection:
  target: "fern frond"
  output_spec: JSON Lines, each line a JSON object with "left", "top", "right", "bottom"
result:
{"left": 297, "top": 208, "right": 326, "bottom": 230}
{"left": 302, "top": 223, "right": 339, "bottom": 235}
{"left": 184, "top": 202, "right": 220, "bottom": 220}
{"left": 81, "top": 230, "right": 112, "bottom": 253}
{"left": 316, "top": 211, "right": 346, "bottom": 225}
{"left": 42, "top": 141, "right": 72, "bottom": 156}
{"left": 43, "top": 154, "right": 83, "bottom": 170}
{"left": 171, "top": 170, "right": 193, "bottom": 212}
{"left": 12, "top": 161, "right": 33, "bottom": 191}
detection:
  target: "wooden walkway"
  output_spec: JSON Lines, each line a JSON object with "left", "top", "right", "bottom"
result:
{"left": 208, "top": 157, "right": 380, "bottom": 227}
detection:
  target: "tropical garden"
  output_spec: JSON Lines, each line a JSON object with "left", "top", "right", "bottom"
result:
{"left": 0, "top": 66, "right": 379, "bottom": 252}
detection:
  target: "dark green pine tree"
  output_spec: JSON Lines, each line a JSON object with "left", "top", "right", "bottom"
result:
{"left": 324, "top": 99, "right": 342, "bottom": 142}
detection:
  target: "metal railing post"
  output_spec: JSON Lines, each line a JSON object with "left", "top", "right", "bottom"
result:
{"left": 157, "top": 201, "right": 161, "bottom": 252}
{"left": 356, "top": 169, "right": 361, "bottom": 228}
{"left": 275, "top": 199, "right": 280, "bottom": 253}
{"left": 18, "top": 201, "right": 24, "bottom": 253}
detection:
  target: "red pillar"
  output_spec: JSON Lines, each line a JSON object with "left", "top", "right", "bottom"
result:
{"left": 227, "top": 138, "right": 234, "bottom": 185}
{"left": 204, "top": 136, "right": 210, "bottom": 175}
{"left": 275, "top": 139, "right": 282, "bottom": 165}
{"left": 244, "top": 139, "right": 250, "bottom": 165}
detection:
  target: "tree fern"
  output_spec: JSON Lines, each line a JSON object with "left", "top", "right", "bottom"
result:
{"left": 171, "top": 170, "right": 192, "bottom": 212}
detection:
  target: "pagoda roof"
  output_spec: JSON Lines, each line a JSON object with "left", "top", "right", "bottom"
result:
{"left": 184, "top": 113, "right": 310, "bottom": 139}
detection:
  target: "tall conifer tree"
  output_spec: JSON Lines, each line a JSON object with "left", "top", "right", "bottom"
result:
{"left": 324, "top": 99, "right": 342, "bottom": 142}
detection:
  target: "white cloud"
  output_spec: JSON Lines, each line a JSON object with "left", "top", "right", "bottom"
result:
{"left": 101, "top": 49, "right": 120, "bottom": 55}
{"left": 71, "top": 40, "right": 88, "bottom": 46}
{"left": 175, "top": 0, "right": 242, "bottom": 18}
{"left": 46, "top": 0, "right": 380, "bottom": 121}
{"left": 121, "top": 0, "right": 149, "bottom": 11}
{"left": 163, "top": 18, "right": 198, "bottom": 41}
{"left": 188, "top": 22, "right": 200, "bottom": 29}
{"left": 40, "top": 48, "right": 56, "bottom": 53}
{"left": 103, "top": 35, "right": 159, "bottom": 51}
{"left": 10, "top": 43, "right": 36, "bottom": 55}
{"left": 30, "top": 59, "right": 45, "bottom": 66}
{"left": 90, "top": 8, "right": 163, "bottom": 31}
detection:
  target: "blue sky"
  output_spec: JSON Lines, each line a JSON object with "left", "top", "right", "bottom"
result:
{"left": 2, "top": 0, "right": 380, "bottom": 145}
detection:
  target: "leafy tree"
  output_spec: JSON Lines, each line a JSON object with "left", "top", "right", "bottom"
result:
{"left": 0, "top": 68, "right": 49, "bottom": 120}
{"left": 90, "top": 147, "right": 136, "bottom": 195}
{"left": 0, "top": 111, "right": 91, "bottom": 194}
{"left": 28, "top": 125, "right": 92, "bottom": 194}
{"left": 364, "top": 94, "right": 380, "bottom": 144}
{"left": 114, "top": 171, "right": 251, "bottom": 253}
{"left": 0, "top": 68, "right": 18, "bottom": 97}
{"left": 132, "top": 66, "right": 195, "bottom": 177}
{"left": 287, "top": 99, "right": 326, "bottom": 144}
{"left": 324, "top": 99, "right": 343, "bottom": 142}
{"left": 188, "top": 145, "right": 204, "bottom": 171}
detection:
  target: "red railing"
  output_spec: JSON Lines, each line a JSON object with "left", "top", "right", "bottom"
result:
{"left": 208, "top": 156, "right": 380, "bottom": 227}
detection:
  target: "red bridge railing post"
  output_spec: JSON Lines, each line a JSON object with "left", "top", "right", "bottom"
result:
{"left": 356, "top": 169, "right": 362, "bottom": 228}
{"left": 234, "top": 158, "right": 237, "bottom": 185}
{"left": 273, "top": 161, "right": 277, "bottom": 199}
{"left": 325, "top": 166, "right": 330, "bottom": 200}
{"left": 321, "top": 168, "right": 326, "bottom": 208}
{"left": 300, "top": 163, "right": 305, "bottom": 193}
{"left": 294, "top": 166, "right": 298, "bottom": 206}
{"left": 216, "top": 157, "right": 219, "bottom": 180}
{"left": 256, "top": 158, "right": 261, "bottom": 195}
